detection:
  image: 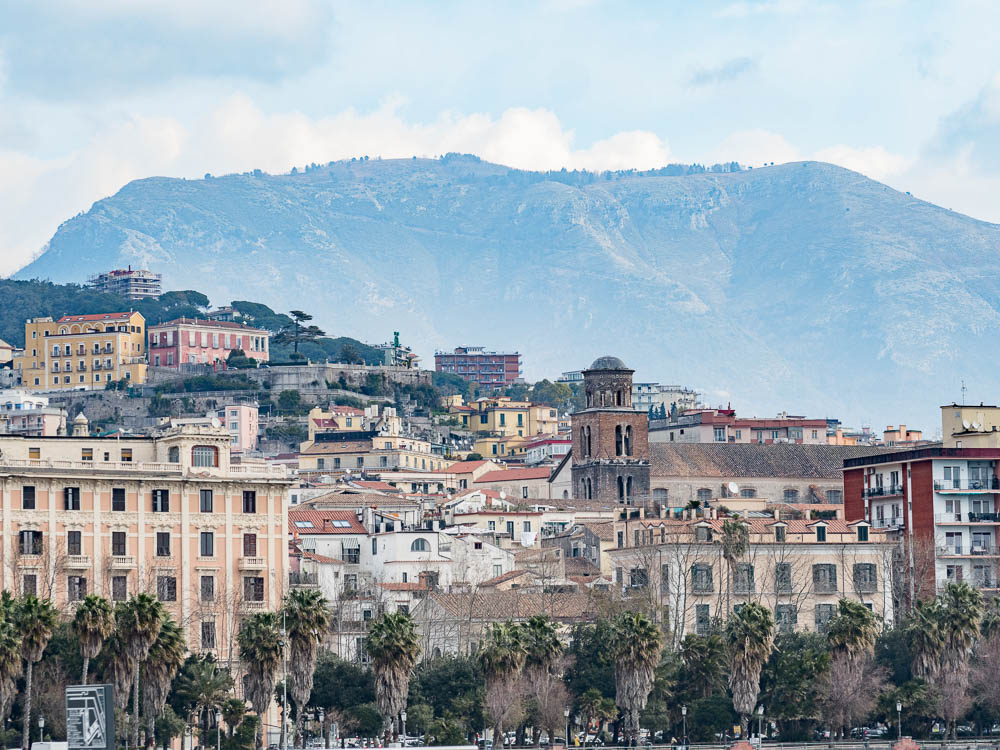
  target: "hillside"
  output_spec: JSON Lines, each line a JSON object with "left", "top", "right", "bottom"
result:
{"left": 15, "top": 156, "right": 1000, "bottom": 427}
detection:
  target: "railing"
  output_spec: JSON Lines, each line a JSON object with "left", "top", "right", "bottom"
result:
{"left": 936, "top": 513, "right": 964, "bottom": 523}
{"left": 939, "top": 544, "right": 1000, "bottom": 555}
{"left": 813, "top": 582, "right": 838, "bottom": 594}
{"left": 289, "top": 571, "right": 320, "bottom": 586}
{"left": 864, "top": 485, "right": 904, "bottom": 497}
{"left": 1, "top": 457, "right": 286, "bottom": 478}
{"left": 239, "top": 556, "right": 267, "bottom": 570}
{"left": 242, "top": 601, "right": 266, "bottom": 610}
{"left": 872, "top": 517, "right": 903, "bottom": 528}
{"left": 969, "top": 512, "right": 1000, "bottom": 522}
{"left": 64, "top": 555, "right": 91, "bottom": 568}
{"left": 109, "top": 555, "right": 136, "bottom": 568}
{"left": 934, "top": 478, "right": 1000, "bottom": 491}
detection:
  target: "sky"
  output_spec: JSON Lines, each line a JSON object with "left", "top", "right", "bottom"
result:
{"left": 1, "top": 0, "right": 1000, "bottom": 277}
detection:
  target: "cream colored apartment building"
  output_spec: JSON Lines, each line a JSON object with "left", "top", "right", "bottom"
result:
{"left": 606, "top": 513, "right": 895, "bottom": 643}
{"left": 0, "top": 419, "right": 290, "bottom": 662}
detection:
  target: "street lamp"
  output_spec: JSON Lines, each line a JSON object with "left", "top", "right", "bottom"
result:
{"left": 38, "top": 716, "right": 44, "bottom": 743}
{"left": 757, "top": 706, "right": 764, "bottom": 742}
{"left": 216, "top": 711, "right": 223, "bottom": 750}
{"left": 564, "top": 707, "right": 571, "bottom": 749}
{"left": 896, "top": 701, "right": 902, "bottom": 740}
{"left": 400, "top": 710, "right": 407, "bottom": 745}
{"left": 318, "top": 710, "right": 326, "bottom": 749}
{"left": 681, "top": 705, "right": 687, "bottom": 749}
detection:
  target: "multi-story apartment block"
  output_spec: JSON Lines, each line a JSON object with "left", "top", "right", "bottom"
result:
{"left": 607, "top": 511, "right": 894, "bottom": 640}
{"left": 213, "top": 402, "right": 259, "bottom": 453}
{"left": 148, "top": 318, "right": 269, "bottom": 368}
{"left": 0, "top": 391, "right": 67, "bottom": 436}
{"left": 844, "top": 403, "right": 1000, "bottom": 604}
{"left": 649, "top": 408, "right": 829, "bottom": 445}
{"left": 459, "top": 396, "right": 560, "bottom": 437}
{"left": 88, "top": 267, "right": 162, "bottom": 299}
{"left": 632, "top": 383, "right": 700, "bottom": 414}
{"left": 0, "top": 419, "right": 290, "bottom": 659}
{"left": 15, "top": 312, "right": 147, "bottom": 391}
{"left": 434, "top": 346, "right": 522, "bottom": 389}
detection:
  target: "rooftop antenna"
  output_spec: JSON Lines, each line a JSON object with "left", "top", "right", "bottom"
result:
{"left": 962, "top": 380, "right": 967, "bottom": 405}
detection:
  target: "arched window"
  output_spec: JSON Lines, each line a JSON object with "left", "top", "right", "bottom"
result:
{"left": 624, "top": 425, "right": 633, "bottom": 456}
{"left": 697, "top": 487, "right": 712, "bottom": 503}
{"left": 580, "top": 426, "right": 588, "bottom": 457}
{"left": 192, "top": 445, "right": 218, "bottom": 467}
{"left": 562, "top": 490, "right": 569, "bottom": 499}
{"left": 618, "top": 476, "right": 625, "bottom": 502}
{"left": 586, "top": 478, "right": 593, "bottom": 499}
{"left": 626, "top": 476, "right": 633, "bottom": 503}
{"left": 783, "top": 488, "right": 800, "bottom": 501}
{"left": 585, "top": 426, "right": 592, "bottom": 457}
{"left": 410, "top": 538, "right": 428, "bottom": 552}
{"left": 168, "top": 446, "right": 180, "bottom": 463}
{"left": 616, "top": 390, "right": 623, "bottom": 406}
{"left": 615, "top": 425, "right": 623, "bottom": 456}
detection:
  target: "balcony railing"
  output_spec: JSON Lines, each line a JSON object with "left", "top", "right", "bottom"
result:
{"left": 242, "top": 600, "right": 266, "bottom": 610}
{"left": 934, "top": 479, "right": 1000, "bottom": 492}
{"left": 64, "top": 555, "right": 91, "bottom": 568}
{"left": 969, "top": 512, "right": 1000, "bottom": 522}
{"left": 813, "top": 582, "right": 838, "bottom": 594}
{"left": 864, "top": 485, "right": 904, "bottom": 498}
{"left": 938, "top": 545, "right": 1000, "bottom": 556}
{"left": 872, "top": 516, "right": 904, "bottom": 529}
{"left": 2, "top": 458, "right": 286, "bottom": 477}
{"left": 109, "top": 555, "right": 136, "bottom": 568}
{"left": 289, "top": 571, "right": 320, "bottom": 587}
{"left": 936, "top": 512, "right": 964, "bottom": 523}
{"left": 239, "top": 556, "right": 267, "bottom": 570}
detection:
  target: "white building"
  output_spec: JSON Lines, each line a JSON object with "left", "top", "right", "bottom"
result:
{"left": 632, "top": 383, "right": 700, "bottom": 414}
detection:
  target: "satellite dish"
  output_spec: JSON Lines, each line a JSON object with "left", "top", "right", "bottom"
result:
{"left": 973, "top": 422, "right": 982, "bottom": 430}
{"left": 728, "top": 482, "right": 740, "bottom": 495}
{"left": 499, "top": 491, "right": 507, "bottom": 501}
{"left": 210, "top": 417, "right": 221, "bottom": 428}
{"left": 963, "top": 419, "right": 972, "bottom": 429}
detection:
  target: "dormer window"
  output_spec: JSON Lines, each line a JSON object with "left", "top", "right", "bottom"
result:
{"left": 774, "top": 525, "right": 786, "bottom": 543}
{"left": 815, "top": 525, "right": 827, "bottom": 543}
{"left": 856, "top": 525, "right": 869, "bottom": 542}
{"left": 695, "top": 526, "right": 712, "bottom": 542}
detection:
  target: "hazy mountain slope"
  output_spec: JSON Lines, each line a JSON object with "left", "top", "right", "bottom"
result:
{"left": 16, "top": 157, "right": 1000, "bottom": 428}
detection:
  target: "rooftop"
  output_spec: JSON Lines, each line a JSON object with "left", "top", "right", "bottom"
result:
{"left": 650, "top": 443, "right": 893, "bottom": 479}
{"left": 288, "top": 509, "right": 367, "bottom": 535}
{"left": 587, "top": 355, "right": 628, "bottom": 371}
{"left": 475, "top": 467, "right": 552, "bottom": 483}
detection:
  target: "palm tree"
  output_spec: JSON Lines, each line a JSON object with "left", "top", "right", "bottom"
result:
{"left": 366, "top": 612, "right": 421, "bottom": 745}
{"left": 937, "top": 582, "right": 984, "bottom": 738}
{"left": 612, "top": 611, "right": 662, "bottom": 747}
{"left": 143, "top": 616, "right": 186, "bottom": 749}
{"left": 119, "top": 594, "right": 164, "bottom": 750}
{"left": 15, "top": 595, "right": 58, "bottom": 750}
{"left": 238, "top": 612, "right": 284, "bottom": 750}
{"left": 72, "top": 594, "right": 114, "bottom": 685}
{"left": 0, "top": 612, "right": 22, "bottom": 725}
{"left": 222, "top": 698, "right": 247, "bottom": 738}
{"left": 284, "top": 589, "right": 331, "bottom": 746}
{"left": 725, "top": 602, "right": 774, "bottom": 738}
{"left": 826, "top": 598, "right": 879, "bottom": 665}
{"left": 522, "top": 615, "right": 562, "bottom": 675}
{"left": 577, "top": 688, "right": 604, "bottom": 740}
{"left": 174, "top": 658, "right": 234, "bottom": 741}
{"left": 679, "top": 633, "right": 726, "bottom": 698}
{"left": 479, "top": 621, "right": 527, "bottom": 744}
{"left": 906, "top": 598, "right": 943, "bottom": 680}
{"left": 104, "top": 612, "right": 136, "bottom": 713}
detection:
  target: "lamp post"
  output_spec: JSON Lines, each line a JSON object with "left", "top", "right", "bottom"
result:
{"left": 681, "top": 705, "right": 687, "bottom": 749}
{"left": 216, "top": 711, "right": 223, "bottom": 750}
{"left": 319, "top": 710, "right": 326, "bottom": 749}
{"left": 38, "top": 716, "right": 45, "bottom": 743}
{"left": 896, "top": 701, "right": 902, "bottom": 740}
{"left": 400, "top": 710, "right": 407, "bottom": 745}
{"left": 564, "top": 707, "right": 571, "bottom": 749}
{"left": 757, "top": 706, "right": 764, "bottom": 742}
{"left": 282, "top": 610, "right": 289, "bottom": 750}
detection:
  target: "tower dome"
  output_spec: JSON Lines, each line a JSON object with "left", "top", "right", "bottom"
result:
{"left": 588, "top": 355, "right": 628, "bottom": 371}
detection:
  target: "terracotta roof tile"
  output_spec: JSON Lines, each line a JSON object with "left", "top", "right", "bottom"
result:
{"left": 433, "top": 459, "right": 489, "bottom": 474}
{"left": 425, "top": 591, "right": 597, "bottom": 621}
{"left": 288, "top": 509, "right": 367, "bottom": 535}
{"left": 650, "top": 443, "right": 896, "bottom": 479}
{"left": 476, "top": 467, "right": 552, "bottom": 483}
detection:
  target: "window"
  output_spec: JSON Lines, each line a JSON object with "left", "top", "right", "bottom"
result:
{"left": 856, "top": 525, "right": 869, "bottom": 542}
{"left": 344, "top": 547, "right": 360, "bottom": 564}
{"left": 815, "top": 525, "right": 827, "bottom": 543}
{"left": 242, "top": 491, "right": 257, "bottom": 514}
{"left": 121, "top": 448, "right": 132, "bottom": 462}
{"left": 660, "top": 564, "right": 670, "bottom": 593}
{"left": 411, "top": 538, "right": 428, "bottom": 552}
{"left": 740, "top": 487, "right": 757, "bottom": 498}
{"left": 815, "top": 603, "right": 835, "bottom": 633}
{"left": 244, "top": 577, "right": 264, "bottom": 601}
{"left": 200, "top": 489, "right": 213, "bottom": 513}
{"left": 695, "top": 604, "right": 711, "bottom": 635}
{"left": 372, "top": 538, "right": 378, "bottom": 555}
{"left": 653, "top": 488, "right": 668, "bottom": 504}
{"left": 68, "top": 576, "right": 87, "bottom": 602}
{"left": 157, "top": 576, "right": 177, "bottom": 601}
{"left": 695, "top": 526, "right": 712, "bottom": 542}
{"left": 775, "top": 604, "right": 797, "bottom": 633}
{"left": 813, "top": 564, "right": 837, "bottom": 593}
{"left": 111, "top": 576, "right": 127, "bottom": 601}
{"left": 629, "top": 568, "right": 648, "bottom": 588}
{"left": 152, "top": 489, "right": 169, "bottom": 512}
{"left": 112, "top": 488, "right": 126, "bottom": 512}
{"left": 201, "top": 621, "right": 217, "bottom": 649}
{"left": 775, "top": 563, "right": 793, "bottom": 594}
{"left": 201, "top": 576, "right": 215, "bottom": 602}
{"left": 488, "top": 520, "right": 496, "bottom": 531}
{"left": 774, "top": 525, "right": 786, "bottom": 543}
{"left": 112, "top": 532, "right": 126, "bottom": 556}
{"left": 356, "top": 457, "right": 364, "bottom": 468}
{"left": 156, "top": 532, "right": 171, "bottom": 557}
{"left": 522, "top": 486, "right": 529, "bottom": 499}
{"left": 28, "top": 447, "right": 40, "bottom": 460}
{"left": 826, "top": 489, "right": 843, "bottom": 503}
{"left": 64, "top": 487, "right": 81, "bottom": 510}
{"left": 168, "top": 446, "right": 180, "bottom": 463}
{"left": 23, "top": 573, "right": 38, "bottom": 595}
{"left": 67, "top": 530, "right": 82, "bottom": 556}
{"left": 192, "top": 445, "right": 218, "bottom": 467}
{"left": 783, "top": 488, "right": 799, "bottom": 501}
{"left": 733, "top": 563, "right": 755, "bottom": 594}
{"left": 697, "top": 488, "right": 712, "bottom": 503}
{"left": 523, "top": 521, "right": 531, "bottom": 532}
{"left": 81, "top": 448, "right": 93, "bottom": 461}
{"left": 714, "top": 427, "right": 725, "bottom": 442}
{"left": 853, "top": 563, "right": 877, "bottom": 593}
{"left": 22, "top": 485, "right": 35, "bottom": 510}
{"left": 691, "top": 564, "right": 714, "bottom": 593}
{"left": 243, "top": 534, "right": 257, "bottom": 557}
{"left": 200, "top": 532, "right": 214, "bottom": 557}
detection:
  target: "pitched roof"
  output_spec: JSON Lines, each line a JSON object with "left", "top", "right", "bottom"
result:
{"left": 303, "top": 550, "right": 343, "bottom": 565}
{"left": 288, "top": 509, "right": 367, "bottom": 535}
{"left": 650, "top": 443, "right": 894, "bottom": 479}
{"left": 57, "top": 312, "right": 135, "bottom": 322}
{"left": 377, "top": 582, "right": 431, "bottom": 591}
{"left": 580, "top": 522, "right": 615, "bottom": 541}
{"left": 433, "top": 459, "right": 488, "bottom": 474}
{"left": 480, "top": 569, "right": 534, "bottom": 587}
{"left": 353, "top": 480, "right": 400, "bottom": 493}
{"left": 475, "top": 467, "right": 551, "bottom": 483}
{"left": 426, "top": 591, "right": 597, "bottom": 621}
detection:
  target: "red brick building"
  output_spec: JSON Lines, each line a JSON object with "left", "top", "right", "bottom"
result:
{"left": 434, "top": 346, "right": 522, "bottom": 389}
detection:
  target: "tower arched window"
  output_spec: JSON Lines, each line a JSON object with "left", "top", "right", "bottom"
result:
{"left": 580, "top": 426, "right": 587, "bottom": 457}
{"left": 624, "top": 425, "right": 633, "bottom": 456}
{"left": 626, "top": 476, "right": 633, "bottom": 503}
{"left": 585, "top": 426, "right": 592, "bottom": 457}
{"left": 615, "top": 425, "right": 623, "bottom": 456}
{"left": 616, "top": 390, "right": 623, "bottom": 406}
{"left": 618, "top": 476, "right": 625, "bottom": 503}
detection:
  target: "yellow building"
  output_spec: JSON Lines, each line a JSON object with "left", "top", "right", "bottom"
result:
{"left": 473, "top": 433, "right": 533, "bottom": 460}
{"left": 457, "top": 397, "right": 559, "bottom": 437}
{"left": 16, "top": 312, "right": 147, "bottom": 391}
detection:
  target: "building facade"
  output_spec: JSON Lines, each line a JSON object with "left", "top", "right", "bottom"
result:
{"left": 0, "top": 421, "right": 290, "bottom": 660}
{"left": 148, "top": 318, "right": 270, "bottom": 368}
{"left": 434, "top": 347, "right": 522, "bottom": 388}
{"left": 649, "top": 408, "right": 829, "bottom": 445}
{"left": 632, "top": 383, "right": 700, "bottom": 414}
{"left": 0, "top": 391, "right": 67, "bottom": 436}
{"left": 16, "top": 312, "right": 147, "bottom": 391}
{"left": 88, "top": 267, "right": 163, "bottom": 299}
{"left": 571, "top": 356, "right": 650, "bottom": 504}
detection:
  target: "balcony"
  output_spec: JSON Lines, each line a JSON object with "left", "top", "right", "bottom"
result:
{"left": 242, "top": 600, "right": 267, "bottom": 611}
{"left": 813, "top": 582, "right": 838, "bottom": 594}
{"left": 872, "top": 516, "right": 904, "bottom": 529}
{"left": 934, "top": 479, "right": 999, "bottom": 492}
{"left": 289, "top": 571, "right": 320, "bottom": 588}
{"left": 864, "top": 485, "right": 904, "bottom": 498}
{"left": 239, "top": 556, "right": 267, "bottom": 570}
{"left": 936, "top": 513, "right": 965, "bottom": 524}
{"left": 108, "top": 555, "right": 136, "bottom": 569}
{"left": 938, "top": 545, "right": 1000, "bottom": 556}
{"left": 969, "top": 512, "right": 1000, "bottom": 523}
{"left": 64, "top": 555, "right": 91, "bottom": 569}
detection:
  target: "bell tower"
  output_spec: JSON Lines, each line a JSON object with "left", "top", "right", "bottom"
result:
{"left": 571, "top": 356, "right": 650, "bottom": 505}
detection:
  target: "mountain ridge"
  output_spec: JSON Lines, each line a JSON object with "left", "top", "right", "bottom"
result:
{"left": 15, "top": 156, "right": 1000, "bottom": 429}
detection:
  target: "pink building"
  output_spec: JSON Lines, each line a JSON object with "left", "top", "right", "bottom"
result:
{"left": 215, "top": 402, "right": 259, "bottom": 453}
{"left": 148, "top": 318, "right": 270, "bottom": 369}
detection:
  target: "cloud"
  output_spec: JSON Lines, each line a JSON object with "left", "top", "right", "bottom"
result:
{"left": 716, "top": 0, "right": 808, "bottom": 19}
{"left": 813, "top": 144, "right": 910, "bottom": 180}
{"left": 712, "top": 129, "right": 801, "bottom": 166}
{"left": 689, "top": 57, "right": 756, "bottom": 86}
